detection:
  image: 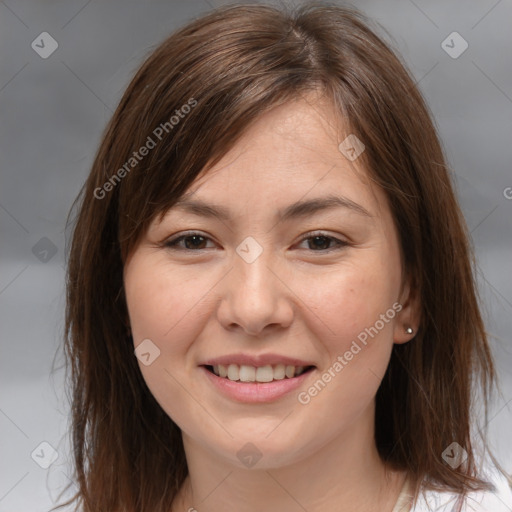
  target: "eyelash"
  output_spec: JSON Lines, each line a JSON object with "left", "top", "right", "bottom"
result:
{"left": 164, "top": 231, "right": 348, "bottom": 253}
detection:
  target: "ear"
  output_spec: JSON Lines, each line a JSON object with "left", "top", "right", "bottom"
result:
{"left": 393, "top": 275, "right": 421, "bottom": 344}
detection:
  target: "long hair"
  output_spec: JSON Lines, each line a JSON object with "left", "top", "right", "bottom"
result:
{"left": 55, "top": 2, "right": 504, "bottom": 511}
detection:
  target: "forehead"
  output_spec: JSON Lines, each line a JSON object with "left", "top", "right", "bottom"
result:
{"left": 155, "top": 98, "right": 389, "bottom": 225}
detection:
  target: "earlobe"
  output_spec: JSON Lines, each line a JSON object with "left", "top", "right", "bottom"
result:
{"left": 394, "top": 326, "right": 416, "bottom": 345}
{"left": 393, "top": 277, "right": 421, "bottom": 344}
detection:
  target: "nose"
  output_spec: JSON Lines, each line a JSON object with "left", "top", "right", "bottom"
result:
{"left": 216, "top": 244, "right": 294, "bottom": 336}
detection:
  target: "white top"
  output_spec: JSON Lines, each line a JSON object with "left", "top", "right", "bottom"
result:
{"left": 392, "top": 463, "right": 512, "bottom": 512}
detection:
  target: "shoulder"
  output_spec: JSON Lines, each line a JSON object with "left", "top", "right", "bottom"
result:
{"left": 411, "top": 459, "right": 512, "bottom": 512}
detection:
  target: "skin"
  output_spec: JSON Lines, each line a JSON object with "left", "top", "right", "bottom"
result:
{"left": 123, "top": 93, "right": 420, "bottom": 512}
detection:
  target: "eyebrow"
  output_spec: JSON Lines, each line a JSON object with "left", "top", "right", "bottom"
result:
{"left": 171, "top": 194, "right": 372, "bottom": 222}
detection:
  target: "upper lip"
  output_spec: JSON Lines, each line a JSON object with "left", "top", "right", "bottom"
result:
{"left": 201, "top": 353, "right": 316, "bottom": 368}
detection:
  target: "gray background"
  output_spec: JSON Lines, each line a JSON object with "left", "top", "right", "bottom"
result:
{"left": 1, "top": 0, "right": 511, "bottom": 510}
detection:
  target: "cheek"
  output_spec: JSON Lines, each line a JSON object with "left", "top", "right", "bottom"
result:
{"left": 124, "top": 252, "right": 213, "bottom": 358}
{"left": 292, "top": 254, "right": 400, "bottom": 406}
{"left": 124, "top": 253, "right": 213, "bottom": 428}
{"left": 294, "top": 251, "right": 400, "bottom": 414}
{"left": 296, "top": 256, "right": 400, "bottom": 349}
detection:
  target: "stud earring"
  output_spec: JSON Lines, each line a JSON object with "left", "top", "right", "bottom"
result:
{"left": 405, "top": 327, "right": 414, "bottom": 335}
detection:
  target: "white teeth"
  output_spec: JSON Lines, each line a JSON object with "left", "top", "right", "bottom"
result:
{"left": 273, "top": 364, "right": 285, "bottom": 380}
{"left": 210, "top": 363, "right": 309, "bottom": 382}
{"left": 227, "top": 364, "right": 239, "bottom": 381}
{"left": 239, "top": 365, "right": 256, "bottom": 382}
{"left": 255, "top": 365, "right": 274, "bottom": 382}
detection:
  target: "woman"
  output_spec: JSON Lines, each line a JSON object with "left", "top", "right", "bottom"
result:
{"left": 57, "top": 2, "right": 512, "bottom": 511}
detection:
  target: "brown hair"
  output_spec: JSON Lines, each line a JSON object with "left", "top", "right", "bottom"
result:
{"left": 55, "top": 2, "right": 506, "bottom": 511}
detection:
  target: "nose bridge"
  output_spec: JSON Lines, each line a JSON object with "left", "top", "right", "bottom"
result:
{"left": 219, "top": 234, "right": 292, "bottom": 334}
{"left": 234, "top": 234, "right": 277, "bottom": 303}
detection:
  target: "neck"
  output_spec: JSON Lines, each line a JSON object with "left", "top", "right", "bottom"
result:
{"left": 172, "top": 406, "right": 407, "bottom": 512}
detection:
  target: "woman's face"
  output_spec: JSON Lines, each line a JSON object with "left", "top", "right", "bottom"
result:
{"left": 124, "top": 97, "right": 415, "bottom": 469}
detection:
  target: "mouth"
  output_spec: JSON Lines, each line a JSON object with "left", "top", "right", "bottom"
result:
{"left": 202, "top": 364, "right": 316, "bottom": 383}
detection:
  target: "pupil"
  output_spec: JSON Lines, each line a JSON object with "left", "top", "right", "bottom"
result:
{"left": 311, "top": 236, "right": 329, "bottom": 250}
{"left": 186, "top": 235, "right": 205, "bottom": 249}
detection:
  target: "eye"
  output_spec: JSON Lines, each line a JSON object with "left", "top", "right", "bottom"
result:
{"left": 297, "top": 231, "right": 348, "bottom": 252}
{"left": 164, "top": 231, "right": 348, "bottom": 253}
{"left": 164, "top": 231, "right": 348, "bottom": 252}
{"left": 164, "top": 231, "right": 215, "bottom": 251}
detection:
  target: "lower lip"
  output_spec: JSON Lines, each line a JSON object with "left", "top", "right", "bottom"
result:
{"left": 201, "top": 366, "right": 315, "bottom": 403}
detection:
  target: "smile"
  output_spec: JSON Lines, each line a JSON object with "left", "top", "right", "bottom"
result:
{"left": 205, "top": 363, "right": 313, "bottom": 382}
{"left": 201, "top": 363, "right": 316, "bottom": 403}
